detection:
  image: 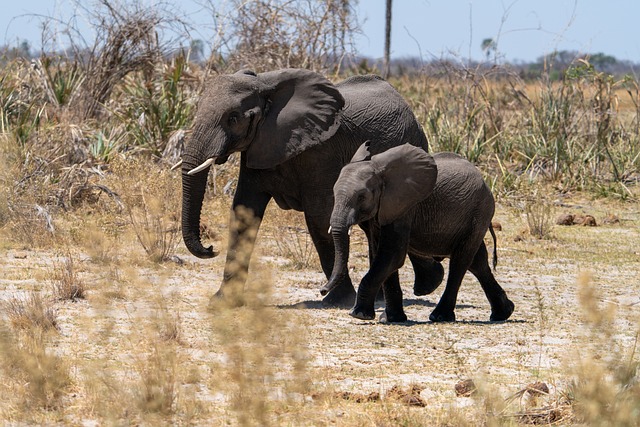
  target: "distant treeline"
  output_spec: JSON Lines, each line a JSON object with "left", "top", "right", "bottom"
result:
{"left": 356, "top": 50, "right": 638, "bottom": 80}
{"left": 3, "top": 38, "right": 636, "bottom": 81}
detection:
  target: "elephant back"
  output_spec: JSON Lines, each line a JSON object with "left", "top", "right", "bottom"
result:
{"left": 414, "top": 152, "right": 495, "bottom": 239}
{"left": 336, "top": 75, "right": 429, "bottom": 155}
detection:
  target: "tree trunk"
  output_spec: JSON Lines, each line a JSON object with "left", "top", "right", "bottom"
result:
{"left": 383, "top": 0, "right": 392, "bottom": 79}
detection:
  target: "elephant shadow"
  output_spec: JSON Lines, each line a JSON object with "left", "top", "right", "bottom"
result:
{"left": 275, "top": 298, "right": 527, "bottom": 326}
{"left": 276, "top": 297, "right": 470, "bottom": 312}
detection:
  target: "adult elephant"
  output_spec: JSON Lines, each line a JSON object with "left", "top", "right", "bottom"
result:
{"left": 179, "top": 68, "right": 440, "bottom": 306}
{"left": 320, "top": 144, "right": 515, "bottom": 322}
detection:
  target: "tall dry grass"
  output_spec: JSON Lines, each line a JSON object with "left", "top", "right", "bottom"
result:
{"left": 107, "top": 157, "right": 181, "bottom": 263}
{"left": 395, "top": 61, "right": 640, "bottom": 199}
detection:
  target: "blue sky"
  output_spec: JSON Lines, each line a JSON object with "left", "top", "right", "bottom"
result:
{"left": 2, "top": 0, "right": 639, "bottom": 63}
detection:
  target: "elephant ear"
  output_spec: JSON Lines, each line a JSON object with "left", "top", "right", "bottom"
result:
{"left": 350, "top": 141, "right": 372, "bottom": 162}
{"left": 371, "top": 145, "right": 438, "bottom": 226}
{"left": 246, "top": 69, "right": 345, "bottom": 169}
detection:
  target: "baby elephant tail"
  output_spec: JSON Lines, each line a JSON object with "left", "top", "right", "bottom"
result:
{"left": 489, "top": 223, "right": 498, "bottom": 270}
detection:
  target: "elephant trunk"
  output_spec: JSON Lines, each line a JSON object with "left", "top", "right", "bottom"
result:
{"left": 181, "top": 161, "right": 216, "bottom": 259}
{"left": 320, "top": 220, "right": 352, "bottom": 296}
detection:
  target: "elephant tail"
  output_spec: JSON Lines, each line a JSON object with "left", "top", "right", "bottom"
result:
{"left": 489, "top": 223, "right": 498, "bottom": 270}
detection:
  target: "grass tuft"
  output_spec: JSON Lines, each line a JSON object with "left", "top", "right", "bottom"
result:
{"left": 51, "top": 252, "right": 86, "bottom": 301}
{"left": 4, "top": 292, "right": 58, "bottom": 333}
{"left": 0, "top": 325, "right": 72, "bottom": 411}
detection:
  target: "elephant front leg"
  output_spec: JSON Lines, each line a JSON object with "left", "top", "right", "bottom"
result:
{"left": 213, "top": 186, "right": 271, "bottom": 306}
{"left": 350, "top": 222, "right": 410, "bottom": 321}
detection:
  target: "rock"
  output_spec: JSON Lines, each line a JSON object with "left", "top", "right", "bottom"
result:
{"left": 574, "top": 214, "right": 597, "bottom": 226}
{"left": 455, "top": 379, "right": 476, "bottom": 397}
{"left": 491, "top": 221, "right": 502, "bottom": 231}
{"left": 385, "top": 384, "right": 426, "bottom": 407}
{"left": 556, "top": 213, "right": 574, "bottom": 226}
{"left": 557, "top": 213, "right": 597, "bottom": 226}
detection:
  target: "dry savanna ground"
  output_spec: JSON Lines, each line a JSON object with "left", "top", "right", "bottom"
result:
{"left": 1, "top": 167, "right": 639, "bottom": 425}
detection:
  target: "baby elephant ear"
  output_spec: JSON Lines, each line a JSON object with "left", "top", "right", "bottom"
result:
{"left": 351, "top": 141, "right": 372, "bottom": 162}
{"left": 371, "top": 145, "right": 438, "bottom": 226}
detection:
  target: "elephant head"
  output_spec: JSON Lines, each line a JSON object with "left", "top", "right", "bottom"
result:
{"left": 322, "top": 144, "right": 438, "bottom": 296}
{"left": 180, "top": 69, "right": 345, "bottom": 258}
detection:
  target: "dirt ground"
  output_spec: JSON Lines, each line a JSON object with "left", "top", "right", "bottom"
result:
{"left": 1, "top": 195, "right": 639, "bottom": 424}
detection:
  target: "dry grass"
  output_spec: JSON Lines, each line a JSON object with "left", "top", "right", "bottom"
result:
{"left": 524, "top": 189, "right": 555, "bottom": 240}
{"left": 108, "top": 157, "right": 181, "bottom": 263}
{"left": 3, "top": 292, "right": 58, "bottom": 332}
{"left": 267, "top": 209, "right": 321, "bottom": 271}
{"left": 51, "top": 251, "right": 87, "bottom": 301}
{"left": 0, "top": 325, "right": 72, "bottom": 413}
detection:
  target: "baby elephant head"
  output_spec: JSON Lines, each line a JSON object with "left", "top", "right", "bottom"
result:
{"left": 330, "top": 143, "right": 438, "bottom": 229}
{"left": 322, "top": 144, "right": 437, "bottom": 297}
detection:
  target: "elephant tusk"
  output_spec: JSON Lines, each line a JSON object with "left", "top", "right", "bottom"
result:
{"left": 328, "top": 226, "right": 332, "bottom": 234}
{"left": 187, "top": 158, "right": 216, "bottom": 175}
{"left": 348, "top": 226, "right": 353, "bottom": 236}
{"left": 170, "top": 159, "right": 183, "bottom": 171}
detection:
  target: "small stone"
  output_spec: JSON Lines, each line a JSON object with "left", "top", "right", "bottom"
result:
{"left": 385, "top": 384, "right": 426, "bottom": 407}
{"left": 491, "top": 221, "right": 502, "bottom": 231}
{"left": 455, "top": 379, "right": 476, "bottom": 397}
{"left": 579, "top": 215, "right": 597, "bottom": 226}
{"left": 556, "top": 213, "right": 574, "bottom": 226}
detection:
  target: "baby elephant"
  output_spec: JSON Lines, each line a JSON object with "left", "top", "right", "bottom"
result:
{"left": 320, "top": 143, "right": 514, "bottom": 323}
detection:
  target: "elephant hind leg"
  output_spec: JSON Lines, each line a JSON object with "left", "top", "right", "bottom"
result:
{"left": 468, "top": 242, "right": 514, "bottom": 322}
{"left": 410, "top": 254, "right": 444, "bottom": 296}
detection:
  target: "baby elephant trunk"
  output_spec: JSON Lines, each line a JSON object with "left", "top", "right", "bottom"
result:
{"left": 320, "top": 226, "right": 351, "bottom": 296}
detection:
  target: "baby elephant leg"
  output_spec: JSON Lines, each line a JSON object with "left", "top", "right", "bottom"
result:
{"left": 468, "top": 243, "right": 514, "bottom": 321}
{"left": 351, "top": 224, "right": 410, "bottom": 321}
{"left": 378, "top": 270, "right": 407, "bottom": 323}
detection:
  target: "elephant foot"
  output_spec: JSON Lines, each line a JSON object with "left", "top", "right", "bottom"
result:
{"left": 490, "top": 298, "right": 515, "bottom": 322}
{"left": 379, "top": 308, "right": 408, "bottom": 324}
{"left": 321, "top": 282, "right": 356, "bottom": 308}
{"left": 208, "top": 286, "right": 246, "bottom": 310}
{"left": 349, "top": 303, "right": 376, "bottom": 320}
{"left": 413, "top": 260, "right": 445, "bottom": 296}
{"left": 429, "top": 308, "right": 456, "bottom": 322}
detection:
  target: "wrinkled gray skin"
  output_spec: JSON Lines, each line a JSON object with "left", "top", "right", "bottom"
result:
{"left": 321, "top": 144, "right": 515, "bottom": 322}
{"left": 180, "top": 69, "right": 443, "bottom": 306}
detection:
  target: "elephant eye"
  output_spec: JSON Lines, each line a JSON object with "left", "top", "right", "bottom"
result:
{"left": 228, "top": 113, "right": 239, "bottom": 126}
{"left": 357, "top": 192, "right": 370, "bottom": 209}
